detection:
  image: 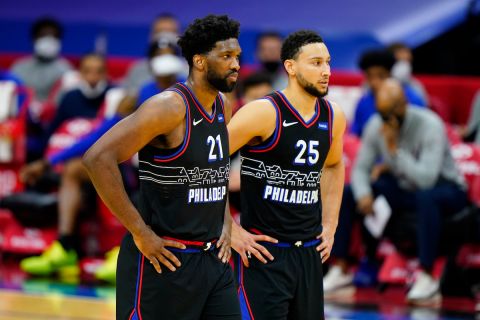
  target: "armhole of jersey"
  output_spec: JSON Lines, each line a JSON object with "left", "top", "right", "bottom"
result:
{"left": 324, "top": 99, "right": 334, "bottom": 146}
{"left": 246, "top": 97, "right": 282, "bottom": 153}
{"left": 153, "top": 88, "right": 191, "bottom": 162}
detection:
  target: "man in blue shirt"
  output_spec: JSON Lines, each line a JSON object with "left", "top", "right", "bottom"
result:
{"left": 136, "top": 35, "right": 186, "bottom": 106}
{"left": 351, "top": 49, "right": 426, "bottom": 137}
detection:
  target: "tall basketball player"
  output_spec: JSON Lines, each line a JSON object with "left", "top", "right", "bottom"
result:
{"left": 228, "top": 30, "right": 346, "bottom": 319}
{"left": 83, "top": 15, "right": 242, "bottom": 320}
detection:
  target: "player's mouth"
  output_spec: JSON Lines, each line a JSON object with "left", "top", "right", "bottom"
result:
{"left": 319, "top": 80, "right": 329, "bottom": 87}
{"left": 227, "top": 72, "right": 239, "bottom": 81}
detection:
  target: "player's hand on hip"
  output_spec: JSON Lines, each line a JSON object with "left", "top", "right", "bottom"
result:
{"left": 133, "top": 227, "right": 186, "bottom": 274}
{"left": 217, "top": 220, "right": 232, "bottom": 263}
{"left": 231, "top": 224, "right": 278, "bottom": 267}
{"left": 316, "top": 226, "right": 335, "bottom": 263}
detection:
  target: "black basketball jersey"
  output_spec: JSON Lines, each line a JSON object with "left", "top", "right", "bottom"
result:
{"left": 240, "top": 91, "right": 333, "bottom": 241}
{"left": 137, "top": 83, "right": 230, "bottom": 241}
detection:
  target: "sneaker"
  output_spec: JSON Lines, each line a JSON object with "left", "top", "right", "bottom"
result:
{"left": 94, "top": 246, "right": 120, "bottom": 284}
{"left": 20, "top": 241, "right": 78, "bottom": 276}
{"left": 324, "top": 265, "right": 354, "bottom": 292}
{"left": 407, "top": 270, "right": 441, "bottom": 302}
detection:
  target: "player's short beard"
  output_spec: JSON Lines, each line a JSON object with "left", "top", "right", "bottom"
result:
{"left": 297, "top": 72, "right": 328, "bottom": 98}
{"left": 207, "top": 68, "right": 237, "bottom": 93}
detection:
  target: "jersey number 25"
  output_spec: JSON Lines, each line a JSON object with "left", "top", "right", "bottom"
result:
{"left": 294, "top": 140, "right": 319, "bottom": 165}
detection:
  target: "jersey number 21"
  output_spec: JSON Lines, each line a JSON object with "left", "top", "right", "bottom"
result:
{"left": 207, "top": 135, "right": 224, "bottom": 162}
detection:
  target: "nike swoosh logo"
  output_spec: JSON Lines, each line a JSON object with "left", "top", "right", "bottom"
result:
{"left": 283, "top": 120, "right": 298, "bottom": 127}
{"left": 193, "top": 118, "right": 203, "bottom": 126}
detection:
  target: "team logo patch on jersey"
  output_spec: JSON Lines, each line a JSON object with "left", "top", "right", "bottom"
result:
{"left": 218, "top": 114, "right": 224, "bottom": 123}
{"left": 318, "top": 122, "right": 328, "bottom": 130}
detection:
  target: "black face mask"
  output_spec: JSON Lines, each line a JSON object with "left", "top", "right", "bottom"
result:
{"left": 263, "top": 61, "right": 281, "bottom": 73}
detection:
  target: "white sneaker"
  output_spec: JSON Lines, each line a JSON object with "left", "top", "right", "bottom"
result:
{"left": 407, "top": 271, "right": 441, "bottom": 302}
{"left": 323, "top": 265, "right": 354, "bottom": 292}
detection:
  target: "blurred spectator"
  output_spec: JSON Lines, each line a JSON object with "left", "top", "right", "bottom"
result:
{"left": 229, "top": 72, "right": 274, "bottom": 212}
{"left": 136, "top": 36, "right": 185, "bottom": 106}
{"left": 388, "top": 42, "right": 429, "bottom": 104}
{"left": 10, "top": 17, "right": 72, "bottom": 102}
{"left": 122, "top": 13, "right": 182, "bottom": 95}
{"left": 18, "top": 53, "right": 111, "bottom": 277}
{"left": 18, "top": 40, "right": 184, "bottom": 281}
{"left": 324, "top": 79, "right": 468, "bottom": 303}
{"left": 255, "top": 31, "right": 287, "bottom": 90}
{"left": 240, "top": 71, "right": 274, "bottom": 105}
{"left": 351, "top": 49, "right": 426, "bottom": 137}
{"left": 39, "top": 53, "right": 111, "bottom": 152}
{"left": 459, "top": 90, "right": 480, "bottom": 144}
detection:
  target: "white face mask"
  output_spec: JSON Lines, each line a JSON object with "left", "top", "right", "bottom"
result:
{"left": 392, "top": 60, "right": 412, "bottom": 83}
{"left": 34, "top": 36, "right": 61, "bottom": 59}
{"left": 79, "top": 79, "right": 108, "bottom": 99}
{"left": 150, "top": 54, "right": 184, "bottom": 77}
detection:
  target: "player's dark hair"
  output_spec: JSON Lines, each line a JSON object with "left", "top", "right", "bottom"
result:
{"left": 281, "top": 30, "right": 324, "bottom": 63}
{"left": 358, "top": 49, "right": 396, "bottom": 72}
{"left": 178, "top": 15, "right": 240, "bottom": 68}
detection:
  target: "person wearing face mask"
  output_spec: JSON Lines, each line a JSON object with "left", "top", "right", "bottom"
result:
{"left": 388, "top": 42, "right": 429, "bottom": 105}
{"left": 122, "top": 13, "right": 184, "bottom": 95}
{"left": 255, "top": 31, "right": 287, "bottom": 90}
{"left": 38, "top": 53, "right": 111, "bottom": 147}
{"left": 136, "top": 35, "right": 186, "bottom": 106}
{"left": 324, "top": 78, "right": 467, "bottom": 304}
{"left": 10, "top": 17, "right": 72, "bottom": 102}
{"left": 350, "top": 49, "right": 426, "bottom": 137}
{"left": 18, "top": 53, "right": 113, "bottom": 278}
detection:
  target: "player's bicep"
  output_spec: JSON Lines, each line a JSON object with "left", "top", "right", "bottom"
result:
{"left": 228, "top": 100, "right": 276, "bottom": 154}
{"left": 324, "top": 103, "right": 346, "bottom": 167}
{"left": 88, "top": 92, "right": 185, "bottom": 163}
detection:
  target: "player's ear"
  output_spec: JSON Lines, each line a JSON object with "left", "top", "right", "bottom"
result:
{"left": 193, "top": 54, "right": 205, "bottom": 71}
{"left": 284, "top": 59, "right": 295, "bottom": 76}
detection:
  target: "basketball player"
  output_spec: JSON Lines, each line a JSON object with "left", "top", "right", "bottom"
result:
{"left": 83, "top": 15, "right": 242, "bottom": 320}
{"left": 228, "top": 30, "right": 346, "bottom": 319}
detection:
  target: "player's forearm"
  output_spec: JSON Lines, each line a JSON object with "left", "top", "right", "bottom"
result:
{"left": 83, "top": 149, "right": 148, "bottom": 238}
{"left": 320, "top": 160, "right": 345, "bottom": 231}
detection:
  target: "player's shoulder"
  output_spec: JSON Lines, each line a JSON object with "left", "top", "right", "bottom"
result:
{"left": 243, "top": 96, "right": 277, "bottom": 112}
{"left": 139, "top": 88, "right": 186, "bottom": 120}
{"left": 322, "top": 99, "right": 345, "bottom": 121}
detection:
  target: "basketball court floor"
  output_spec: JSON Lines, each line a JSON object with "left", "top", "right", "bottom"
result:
{"left": 0, "top": 259, "right": 478, "bottom": 320}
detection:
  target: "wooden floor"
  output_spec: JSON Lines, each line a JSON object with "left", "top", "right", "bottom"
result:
{"left": 0, "top": 290, "right": 115, "bottom": 320}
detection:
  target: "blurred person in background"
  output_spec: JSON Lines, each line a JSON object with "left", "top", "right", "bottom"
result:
{"left": 122, "top": 13, "right": 182, "bottom": 95}
{"left": 255, "top": 31, "right": 287, "bottom": 90}
{"left": 19, "top": 53, "right": 112, "bottom": 278}
{"left": 459, "top": 90, "right": 480, "bottom": 144}
{"left": 324, "top": 78, "right": 468, "bottom": 303}
{"left": 388, "top": 42, "right": 429, "bottom": 104}
{"left": 351, "top": 49, "right": 426, "bottom": 137}
{"left": 17, "top": 34, "right": 189, "bottom": 283}
{"left": 229, "top": 71, "right": 273, "bottom": 214}
{"left": 10, "top": 17, "right": 72, "bottom": 103}
{"left": 136, "top": 35, "right": 185, "bottom": 106}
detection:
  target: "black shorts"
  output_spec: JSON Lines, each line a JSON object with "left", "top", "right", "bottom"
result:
{"left": 116, "top": 234, "right": 241, "bottom": 320}
{"left": 234, "top": 241, "right": 324, "bottom": 320}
